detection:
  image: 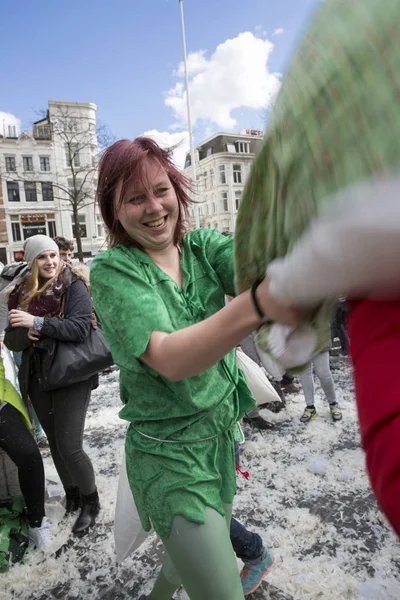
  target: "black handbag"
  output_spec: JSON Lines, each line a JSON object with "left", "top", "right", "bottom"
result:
{"left": 37, "top": 296, "right": 113, "bottom": 391}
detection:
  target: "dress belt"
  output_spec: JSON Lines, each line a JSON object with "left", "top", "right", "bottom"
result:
{"left": 132, "top": 427, "right": 221, "bottom": 444}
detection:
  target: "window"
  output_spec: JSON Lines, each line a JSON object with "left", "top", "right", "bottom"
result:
{"left": 40, "top": 156, "right": 51, "bottom": 171}
{"left": 210, "top": 168, "right": 214, "bottom": 187}
{"left": 206, "top": 147, "right": 213, "bottom": 157}
{"left": 71, "top": 214, "right": 87, "bottom": 238}
{"left": 41, "top": 182, "right": 54, "bottom": 201}
{"left": 23, "top": 156, "right": 33, "bottom": 172}
{"left": 5, "top": 156, "right": 16, "bottom": 172}
{"left": 8, "top": 125, "right": 17, "bottom": 137}
{"left": 221, "top": 192, "right": 228, "bottom": 212}
{"left": 219, "top": 165, "right": 226, "bottom": 184}
{"left": 233, "top": 164, "right": 242, "bottom": 184}
{"left": 47, "top": 216, "right": 57, "bottom": 238}
{"left": 65, "top": 144, "right": 80, "bottom": 167}
{"left": 184, "top": 155, "right": 191, "bottom": 169}
{"left": 35, "top": 125, "right": 51, "bottom": 140}
{"left": 96, "top": 215, "right": 104, "bottom": 238}
{"left": 235, "top": 141, "right": 250, "bottom": 154}
{"left": 25, "top": 182, "right": 37, "bottom": 202}
{"left": 235, "top": 190, "right": 242, "bottom": 211}
{"left": 226, "top": 143, "right": 236, "bottom": 153}
{"left": 11, "top": 220, "right": 22, "bottom": 242}
{"left": 7, "top": 182, "right": 20, "bottom": 202}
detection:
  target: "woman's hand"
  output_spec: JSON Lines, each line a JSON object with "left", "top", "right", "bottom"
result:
{"left": 8, "top": 309, "right": 35, "bottom": 329}
{"left": 256, "top": 278, "right": 303, "bottom": 326}
{"left": 27, "top": 327, "right": 40, "bottom": 342}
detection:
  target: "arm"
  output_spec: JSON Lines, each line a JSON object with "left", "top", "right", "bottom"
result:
{"left": 268, "top": 177, "right": 400, "bottom": 307}
{"left": 91, "top": 253, "right": 300, "bottom": 382}
{"left": 39, "top": 279, "right": 92, "bottom": 342}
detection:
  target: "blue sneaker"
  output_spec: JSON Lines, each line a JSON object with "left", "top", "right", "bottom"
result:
{"left": 240, "top": 546, "right": 275, "bottom": 595}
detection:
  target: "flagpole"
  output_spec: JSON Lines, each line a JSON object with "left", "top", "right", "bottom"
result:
{"left": 178, "top": 0, "right": 200, "bottom": 229}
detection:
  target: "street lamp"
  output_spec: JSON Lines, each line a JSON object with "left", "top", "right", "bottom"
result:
{"left": 178, "top": 0, "right": 200, "bottom": 229}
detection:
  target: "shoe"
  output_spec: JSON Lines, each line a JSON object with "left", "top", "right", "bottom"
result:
{"left": 28, "top": 517, "right": 53, "bottom": 551}
{"left": 281, "top": 382, "right": 300, "bottom": 394}
{"left": 241, "top": 546, "right": 275, "bottom": 595}
{"left": 65, "top": 486, "right": 82, "bottom": 514}
{"left": 72, "top": 489, "right": 100, "bottom": 537}
{"left": 243, "top": 416, "right": 275, "bottom": 430}
{"left": 300, "top": 406, "right": 317, "bottom": 423}
{"left": 330, "top": 403, "right": 343, "bottom": 422}
{"left": 37, "top": 436, "right": 49, "bottom": 449}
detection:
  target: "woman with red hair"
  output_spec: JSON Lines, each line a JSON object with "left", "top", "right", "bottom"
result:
{"left": 90, "top": 137, "right": 296, "bottom": 600}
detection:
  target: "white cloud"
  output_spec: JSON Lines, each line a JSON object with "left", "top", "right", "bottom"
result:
{"left": 0, "top": 112, "right": 21, "bottom": 137}
{"left": 254, "top": 24, "right": 263, "bottom": 32}
{"left": 273, "top": 28, "right": 284, "bottom": 36}
{"left": 165, "top": 32, "right": 281, "bottom": 131}
{"left": 142, "top": 129, "right": 190, "bottom": 170}
{"left": 174, "top": 50, "right": 208, "bottom": 78}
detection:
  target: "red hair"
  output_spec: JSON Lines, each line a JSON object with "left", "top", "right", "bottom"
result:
{"left": 97, "top": 137, "right": 194, "bottom": 248}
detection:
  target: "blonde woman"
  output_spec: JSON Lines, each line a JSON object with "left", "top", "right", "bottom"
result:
{"left": 5, "top": 235, "right": 100, "bottom": 537}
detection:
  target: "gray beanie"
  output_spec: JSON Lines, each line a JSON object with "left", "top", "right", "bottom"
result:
{"left": 24, "top": 235, "right": 59, "bottom": 266}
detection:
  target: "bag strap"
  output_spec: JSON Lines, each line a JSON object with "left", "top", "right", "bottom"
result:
{"left": 58, "top": 294, "right": 66, "bottom": 320}
{"left": 58, "top": 285, "right": 98, "bottom": 329}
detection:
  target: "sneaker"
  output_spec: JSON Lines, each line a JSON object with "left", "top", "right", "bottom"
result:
{"left": 37, "top": 435, "right": 49, "bottom": 449}
{"left": 281, "top": 382, "right": 300, "bottom": 394}
{"left": 243, "top": 415, "right": 275, "bottom": 430}
{"left": 28, "top": 517, "right": 53, "bottom": 551}
{"left": 300, "top": 406, "right": 317, "bottom": 423}
{"left": 330, "top": 403, "right": 343, "bottom": 422}
{"left": 241, "top": 547, "right": 275, "bottom": 595}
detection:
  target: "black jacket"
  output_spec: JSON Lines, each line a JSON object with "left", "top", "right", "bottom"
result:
{"left": 5, "top": 276, "right": 98, "bottom": 399}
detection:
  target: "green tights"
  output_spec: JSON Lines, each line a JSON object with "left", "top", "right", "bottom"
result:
{"left": 147, "top": 504, "right": 244, "bottom": 600}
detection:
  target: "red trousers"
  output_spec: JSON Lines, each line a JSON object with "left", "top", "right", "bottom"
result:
{"left": 349, "top": 298, "right": 400, "bottom": 536}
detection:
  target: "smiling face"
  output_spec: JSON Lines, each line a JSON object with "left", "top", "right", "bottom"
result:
{"left": 114, "top": 159, "right": 179, "bottom": 252}
{"left": 36, "top": 250, "right": 60, "bottom": 279}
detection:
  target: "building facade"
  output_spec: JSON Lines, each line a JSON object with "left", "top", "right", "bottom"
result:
{"left": 0, "top": 100, "right": 105, "bottom": 263}
{"left": 183, "top": 130, "right": 264, "bottom": 233}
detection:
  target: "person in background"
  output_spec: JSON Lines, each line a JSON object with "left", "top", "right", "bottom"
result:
{"left": 5, "top": 235, "right": 100, "bottom": 537}
{"left": 279, "top": 372, "right": 300, "bottom": 395}
{"left": 0, "top": 358, "right": 53, "bottom": 551}
{"left": 53, "top": 236, "right": 74, "bottom": 264}
{"left": 331, "top": 297, "right": 349, "bottom": 356}
{"left": 299, "top": 349, "right": 342, "bottom": 423}
{"left": 0, "top": 262, "right": 48, "bottom": 448}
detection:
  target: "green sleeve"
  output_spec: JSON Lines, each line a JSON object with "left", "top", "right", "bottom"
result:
{"left": 191, "top": 229, "right": 236, "bottom": 297}
{"left": 90, "top": 250, "right": 174, "bottom": 369}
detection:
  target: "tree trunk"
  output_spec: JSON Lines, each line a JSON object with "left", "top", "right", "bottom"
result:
{"left": 72, "top": 203, "right": 84, "bottom": 262}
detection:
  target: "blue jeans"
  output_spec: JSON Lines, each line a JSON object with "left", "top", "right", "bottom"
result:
{"left": 230, "top": 517, "right": 264, "bottom": 562}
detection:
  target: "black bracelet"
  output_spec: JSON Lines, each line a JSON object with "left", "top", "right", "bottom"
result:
{"left": 251, "top": 279, "right": 265, "bottom": 320}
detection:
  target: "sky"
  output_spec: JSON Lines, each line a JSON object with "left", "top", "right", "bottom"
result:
{"left": 1, "top": 0, "right": 319, "bottom": 167}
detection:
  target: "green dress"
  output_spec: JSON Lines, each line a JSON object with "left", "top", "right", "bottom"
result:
{"left": 234, "top": 0, "right": 400, "bottom": 363}
{"left": 90, "top": 229, "right": 255, "bottom": 539}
